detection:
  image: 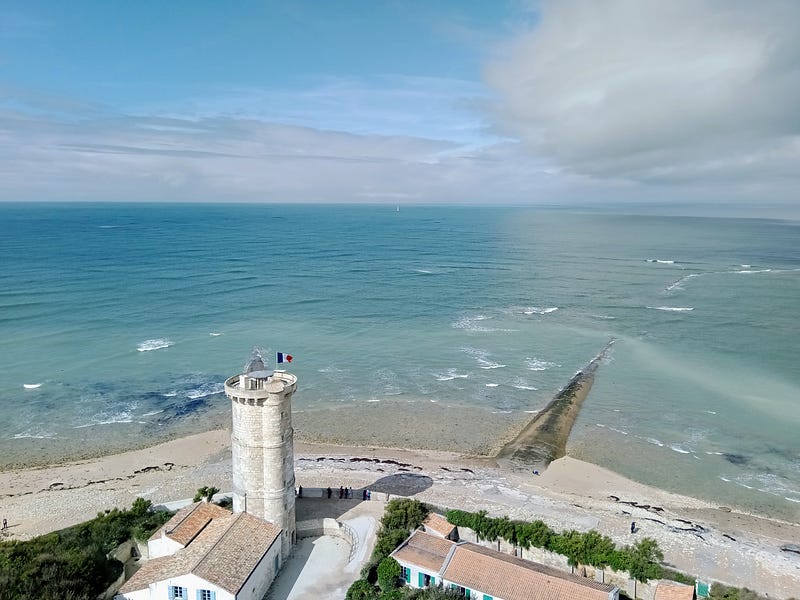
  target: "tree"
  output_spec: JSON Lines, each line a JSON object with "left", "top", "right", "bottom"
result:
{"left": 130, "top": 497, "right": 152, "bottom": 517}
{"left": 381, "top": 499, "right": 429, "bottom": 531}
{"left": 373, "top": 528, "right": 411, "bottom": 561}
{"left": 627, "top": 537, "right": 664, "bottom": 583}
{"left": 377, "top": 557, "right": 402, "bottom": 592}
{"left": 193, "top": 486, "right": 220, "bottom": 503}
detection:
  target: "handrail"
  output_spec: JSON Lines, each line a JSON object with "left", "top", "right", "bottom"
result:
{"left": 340, "top": 521, "right": 358, "bottom": 563}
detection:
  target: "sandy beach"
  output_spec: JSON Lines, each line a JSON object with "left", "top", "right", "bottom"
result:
{"left": 1, "top": 428, "right": 799, "bottom": 598}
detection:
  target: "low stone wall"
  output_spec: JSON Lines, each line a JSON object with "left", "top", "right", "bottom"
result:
{"left": 296, "top": 486, "right": 386, "bottom": 500}
{"left": 297, "top": 517, "right": 356, "bottom": 544}
{"left": 296, "top": 517, "right": 359, "bottom": 563}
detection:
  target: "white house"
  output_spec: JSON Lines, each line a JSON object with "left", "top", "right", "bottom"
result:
{"left": 115, "top": 502, "right": 282, "bottom": 600}
{"left": 391, "top": 528, "right": 620, "bottom": 600}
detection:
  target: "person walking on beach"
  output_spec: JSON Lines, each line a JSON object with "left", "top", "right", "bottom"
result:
{"left": 339, "top": 485, "right": 344, "bottom": 499}
{"left": 326, "top": 487, "right": 332, "bottom": 499}
{"left": 2, "top": 518, "right": 6, "bottom": 530}
{"left": 298, "top": 486, "right": 303, "bottom": 498}
{"left": 630, "top": 521, "right": 636, "bottom": 534}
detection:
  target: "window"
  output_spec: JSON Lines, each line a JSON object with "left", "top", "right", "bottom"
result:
{"left": 483, "top": 595, "right": 494, "bottom": 600}
{"left": 168, "top": 587, "right": 186, "bottom": 600}
{"left": 401, "top": 565, "right": 411, "bottom": 583}
{"left": 197, "top": 591, "right": 216, "bottom": 600}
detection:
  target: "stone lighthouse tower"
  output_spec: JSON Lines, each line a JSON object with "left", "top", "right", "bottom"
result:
{"left": 224, "top": 348, "right": 297, "bottom": 559}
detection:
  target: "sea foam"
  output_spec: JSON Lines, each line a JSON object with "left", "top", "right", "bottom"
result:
{"left": 522, "top": 306, "right": 558, "bottom": 315}
{"left": 137, "top": 338, "right": 174, "bottom": 352}
{"left": 663, "top": 272, "right": 701, "bottom": 292}
{"left": 186, "top": 382, "right": 224, "bottom": 399}
{"left": 434, "top": 369, "right": 469, "bottom": 381}
{"left": 647, "top": 306, "right": 694, "bottom": 312}
{"left": 453, "top": 314, "right": 515, "bottom": 333}
{"left": 525, "top": 357, "right": 559, "bottom": 371}
{"left": 13, "top": 427, "right": 55, "bottom": 439}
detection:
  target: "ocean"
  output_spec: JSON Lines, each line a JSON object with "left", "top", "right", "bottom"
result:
{"left": 1, "top": 203, "right": 798, "bottom": 520}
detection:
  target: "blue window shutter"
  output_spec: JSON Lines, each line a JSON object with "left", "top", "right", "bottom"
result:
{"left": 418, "top": 572, "right": 424, "bottom": 587}
{"left": 169, "top": 588, "right": 175, "bottom": 600}
{"left": 212, "top": 592, "right": 216, "bottom": 600}
{"left": 196, "top": 591, "right": 201, "bottom": 600}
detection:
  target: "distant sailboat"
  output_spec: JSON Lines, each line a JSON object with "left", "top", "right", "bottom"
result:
{"left": 396, "top": 205, "right": 400, "bottom": 213}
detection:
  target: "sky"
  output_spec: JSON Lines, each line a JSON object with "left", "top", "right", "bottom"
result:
{"left": 1, "top": 0, "right": 799, "bottom": 213}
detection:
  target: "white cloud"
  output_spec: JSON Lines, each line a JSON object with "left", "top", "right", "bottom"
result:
{"left": 0, "top": 99, "right": 562, "bottom": 204}
{"left": 485, "top": 0, "right": 800, "bottom": 190}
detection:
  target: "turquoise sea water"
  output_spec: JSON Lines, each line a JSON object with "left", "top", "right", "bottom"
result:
{"left": 1, "top": 203, "right": 799, "bottom": 519}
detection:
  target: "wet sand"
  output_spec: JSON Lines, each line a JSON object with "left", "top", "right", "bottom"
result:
{"left": 294, "top": 400, "right": 522, "bottom": 457}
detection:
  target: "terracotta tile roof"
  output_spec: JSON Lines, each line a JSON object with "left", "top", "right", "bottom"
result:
{"left": 193, "top": 512, "right": 281, "bottom": 593}
{"left": 148, "top": 502, "right": 231, "bottom": 546}
{"left": 422, "top": 513, "right": 456, "bottom": 538}
{"left": 442, "top": 543, "right": 617, "bottom": 600}
{"left": 118, "top": 555, "right": 173, "bottom": 594}
{"left": 122, "top": 505, "right": 281, "bottom": 595}
{"left": 391, "top": 530, "right": 455, "bottom": 573}
{"left": 655, "top": 581, "right": 695, "bottom": 600}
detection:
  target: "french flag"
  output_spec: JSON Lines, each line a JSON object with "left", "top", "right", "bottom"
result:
{"left": 276, "top": 352, "right": 293, "bottom": 364}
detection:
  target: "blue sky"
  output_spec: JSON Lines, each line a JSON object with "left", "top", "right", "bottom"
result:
{"left": 2, "top": 1, "right": 799, "bottom": 212}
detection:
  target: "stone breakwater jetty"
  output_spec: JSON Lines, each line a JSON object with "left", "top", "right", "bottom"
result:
{"left": 496, "top": 339, "right": 616, "bottom": 472}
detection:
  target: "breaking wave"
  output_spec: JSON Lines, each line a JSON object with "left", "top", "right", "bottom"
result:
{"left": 137, "top": 338, "right": 174, "bottom": 352}
{"left": 462, "top": 347, "right": 506, "bottom": 370}
{"left": 522, "top": 306, "right": 558, "bottom": 315}
{"left": 433, "top": 369, "right": 469, "bottom": 381}
{"left": 186, "top": 382, "right": 224, "bottom": 399}
{"left": 525, "top": 357, "right": 559, "bottom": 371}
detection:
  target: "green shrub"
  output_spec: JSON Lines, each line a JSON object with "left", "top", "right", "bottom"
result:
{"left": 626, "top": 538, "right": 664, "bottom": 583}
{"left": 0, "top": 499, "right": 173, "bottom": 600}
{"left": 662, "top": 567, "right": 696, "bottom": 585}
{"left": 381, "top": 499, "right": 429, "bottom": 531}
{"left": 193, "top": 486, "right": 220, "bottom": 503}
{"left": 708, "top": 584, "right": 771, "bottom": 600}
{"left": 445, "top": 508, "right": 663, "bottom": 581}
{"left": 374, "top": 528, "right": 411, "bottom": 562}
{"left": 377, "top": 556, "right": 402, "bottom": 592}
{"left": 346, "top": 578, "right": 378, "bottom": 600}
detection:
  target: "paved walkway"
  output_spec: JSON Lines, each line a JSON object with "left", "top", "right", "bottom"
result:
{"left": 266, "top": 498, "right": 385, "bottom": 600}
